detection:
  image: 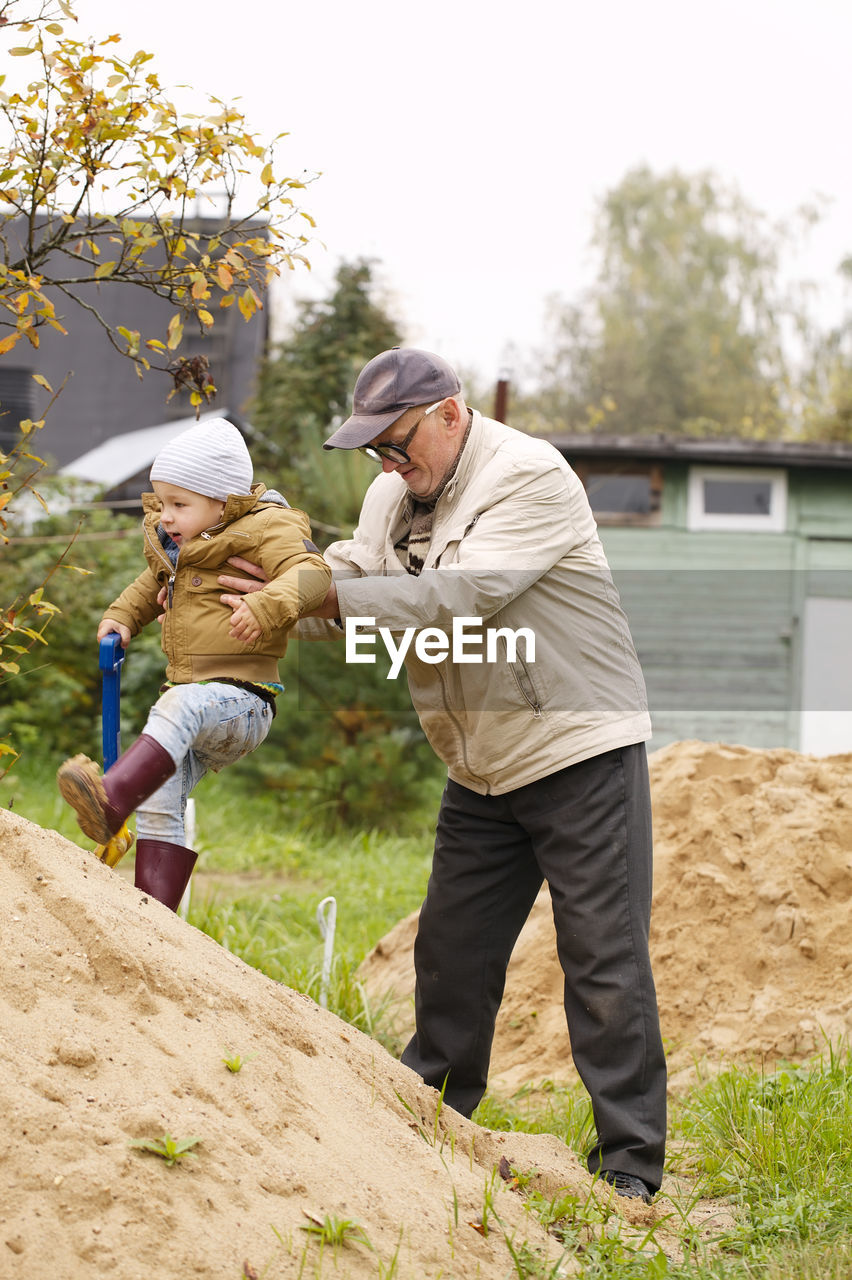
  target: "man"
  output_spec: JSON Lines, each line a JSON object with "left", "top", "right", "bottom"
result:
{"left": 221, "top": 347, "right": 667, "bottom": 1202}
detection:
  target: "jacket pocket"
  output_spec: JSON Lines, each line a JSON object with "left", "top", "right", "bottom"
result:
{"left": 497, "top": 634, "right": 544, "bottom": 716}
{"left": 183, "top": 571, "right": 263, "bottom": 655}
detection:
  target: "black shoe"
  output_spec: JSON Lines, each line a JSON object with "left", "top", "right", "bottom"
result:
{"left": 601, "top": 1170, "right": 653, "bottom": 1204}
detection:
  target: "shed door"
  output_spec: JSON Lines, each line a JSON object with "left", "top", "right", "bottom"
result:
{"left": 799, "top": 596, "right": 852, "bottom": 754}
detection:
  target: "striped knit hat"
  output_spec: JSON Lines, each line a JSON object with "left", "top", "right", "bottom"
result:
{"left": 150, "top": 418, "right": 253, "bottom": 500}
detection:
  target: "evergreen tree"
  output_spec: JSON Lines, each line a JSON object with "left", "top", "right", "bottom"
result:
{"left": 248, "top": 261, "right": 441, "bottom": 828}
{"left": 251, "top": 260, "right": 402, "bottom": 531}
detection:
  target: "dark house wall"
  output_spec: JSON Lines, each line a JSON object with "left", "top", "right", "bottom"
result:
{"left": 0, "top": 217, "right": 268, "bottom": 468}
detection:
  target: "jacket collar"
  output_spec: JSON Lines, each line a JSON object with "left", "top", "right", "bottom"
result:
{"left": 444, "top": 408, "right": 482, "bottom": 503}
{"left": 142, "top": 482, "right": 269, "bottom": 524}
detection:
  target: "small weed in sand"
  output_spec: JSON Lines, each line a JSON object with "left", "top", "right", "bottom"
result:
{"left": 502, "top": 1159, "right": 541, "bottom": 1191}
{"left": 300, "top": 1210, "right": 372, "bottom": 1251}
{"left": 469, "top": 1167, "right": 501, "bottom": 1238}
{"left": 129, "top": 1133, "right": 201, "bottom": 1166}
{"left": 394, "top": 1075, "right": 454, "bottom": 1151}
{"left": 222, "top": 1048, "right": 256, "bottom": 1073}
{"left": 375, "top": 1227, "right": 405, "bottom": 1278}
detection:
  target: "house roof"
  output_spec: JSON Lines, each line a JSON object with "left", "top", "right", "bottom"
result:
{"left": 545, "top": 433, "right": 852, "bottom": 470}
{"left": 60, "top": 409, "right": 248, "bottom": 488}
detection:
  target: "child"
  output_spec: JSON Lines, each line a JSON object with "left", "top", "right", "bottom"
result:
{"left": 57, "top": 418, "right": 331, "bottom": 910}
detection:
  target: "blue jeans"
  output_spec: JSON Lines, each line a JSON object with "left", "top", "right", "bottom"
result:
{"left": 135, "top": 682, "right": 273, "bottom": 844}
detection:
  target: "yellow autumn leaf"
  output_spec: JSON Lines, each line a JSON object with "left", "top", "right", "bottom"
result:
{"left": 166, "top": 315, "right": 183, "bottom": 350}
{"left": 32, "top": 373, "right": 53, "bottom": 391}
{"left": 0, "top": 334, "right": 19, "bottom": 355}
{"left": 197, "top": 309, "right": 214, "bottom": 326}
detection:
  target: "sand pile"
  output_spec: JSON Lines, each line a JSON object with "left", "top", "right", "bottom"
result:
{"left": 1, "top": 807, "right": 702, "bottom": 1280}
{"left": 3, "top": 738, "right": 844, "bottom": 1274}
{"left": 360, "top": 741, "right": 852, "bottom": 1092}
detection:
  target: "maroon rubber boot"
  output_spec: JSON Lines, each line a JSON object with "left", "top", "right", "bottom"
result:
{"left": 57, "top": 734, "right": 175, "bottom": 845}
{"left": 134, "top": 839, "right": 198, "bottom": 912}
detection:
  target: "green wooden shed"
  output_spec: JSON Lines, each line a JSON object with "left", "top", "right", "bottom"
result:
{"left": 547, "top": 435, "right": 852, "bottom": 755}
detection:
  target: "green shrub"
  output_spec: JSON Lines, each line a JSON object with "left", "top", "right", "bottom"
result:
{"left": 0, "top": 498, "right": 164, "bottom": 758}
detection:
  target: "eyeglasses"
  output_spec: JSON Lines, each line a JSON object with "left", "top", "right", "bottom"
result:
{"left": 359, "top": 400, "right": 446, "bottom": 465}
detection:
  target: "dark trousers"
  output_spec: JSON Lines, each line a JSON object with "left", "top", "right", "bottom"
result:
{"left": 400, "top": 743, "right": 667, "bottom": 1190}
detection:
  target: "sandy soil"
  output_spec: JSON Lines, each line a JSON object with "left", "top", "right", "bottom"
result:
{"left": 360, "top": 741, "right": 852, "bottom": 1095}
{"left": 0, "top": 777, "right": 734, "bottom": 1280}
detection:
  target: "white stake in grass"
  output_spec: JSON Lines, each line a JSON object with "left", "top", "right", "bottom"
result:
{"left": 316, "top": 896, "right": 337, "bottom": 1008}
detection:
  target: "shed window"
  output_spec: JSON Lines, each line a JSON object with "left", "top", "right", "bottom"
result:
{"left": 687, "top": 467, "right": 787, "bottom": 532}
{"left": 574, "top": 463, "right": 663, "bottom": 526}
{"left": 587, "top": 474, "right": 652, "bottom": 514}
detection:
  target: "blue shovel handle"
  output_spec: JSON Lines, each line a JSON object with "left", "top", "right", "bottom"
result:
{"left": 99, "top": 634, "right": 125, "bottom": 771}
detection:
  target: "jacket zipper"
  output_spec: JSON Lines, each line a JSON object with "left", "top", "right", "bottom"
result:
{"left": 144, "top": 524, "right": 177, "bottom": 608}
{"left": 145, "top": 513, "right": 248, "bottom": 620}
{"left": 425, "top": 512, "right": 480, "bottom": 569}
{"left": 505, "top": 641, "right": 543, "bottom": 717}
{"left": 201, "top": 525, "right": 252, "bottom": 541}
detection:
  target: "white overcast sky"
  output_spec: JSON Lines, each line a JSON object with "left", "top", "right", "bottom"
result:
{"left": 71, "top": 0, "right": 852, "bottom": 391}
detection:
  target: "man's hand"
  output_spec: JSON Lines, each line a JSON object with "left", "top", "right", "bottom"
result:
{"left": 218, "top": 556, "right": 270, "bottom": 596}
{"left": 218, "top": 555, "right": 339, "bottom": 621}
{"left": 225, "top": 598, "right": 262, "bottom": 644}
{"left": 218, "top": 558, "right": 268, "bottom": 639}
{"left": 98, "top": 618, "right": 131, "bottom": 647}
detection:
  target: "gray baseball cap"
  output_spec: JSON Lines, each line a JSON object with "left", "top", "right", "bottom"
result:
{"left": 323, "top": 347, "right": 461, "bottom": 450}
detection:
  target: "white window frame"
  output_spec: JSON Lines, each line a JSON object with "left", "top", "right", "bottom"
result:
{"left": 686, "top": 466, "right": 788, "bottom": 532}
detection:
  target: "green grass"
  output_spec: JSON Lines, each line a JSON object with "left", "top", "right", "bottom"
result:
{"left": 474, "top": 1079, "right": 596, "bottom": 1154}
{"left": 6, "top": 753, "right": 852, "bottom": 1279}
{"left": 666, "top": 1047, "right": 852, "bottom": 1274}
{"left": 472, "top": 1048, "right": 852, "bottom": 1279}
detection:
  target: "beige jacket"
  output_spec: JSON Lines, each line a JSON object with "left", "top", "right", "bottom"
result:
{"left": 105, "top": 486, "right": 331, "bottom": 685}
{"left": 306, "top": 412, "right": 650, "bottom": 795}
